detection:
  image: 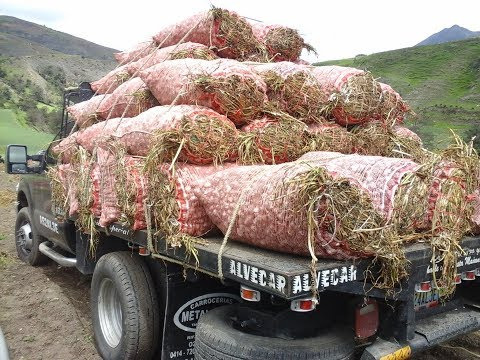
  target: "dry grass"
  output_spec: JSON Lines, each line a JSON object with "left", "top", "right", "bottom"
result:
{"left": 0, "top": 189, "right": 16, "bottom": 207}
{"left": 308, "top": 124, "right": 356, "bottom": 154}
{"left": 262, "top": 70, "right": 330, "bottom": 123}
{"left": 193, "top": 74, "right": 266, "bottom": 124}
{"left": 264, "top": 27, "right": 316, "bottom": 62}
{"left": 74, "top": 147, "right": 98, "bottom": 258}
{"left": 147, "top": 114, "right": 239, "bottom": 166}
{"left": 210, "top": 7, "right": 266, "bottom": 60}
{"left": 332, "top": 72, "right": 383, "bottom": 122}
{"left": 290, "top": 165, "right": 408, "bottom": 291}
{"left": 170, "top": 48, "right": 218, "bottom": 61}
{"left": 238, "top": 112, "right": 309, "bottom": 164}
{"left": 353, "top": 122, "right": 428, "bottom": 161}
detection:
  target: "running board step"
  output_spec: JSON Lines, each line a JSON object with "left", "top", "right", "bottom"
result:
{"left": 39, "top": 242, "right": 77, "bottom": 267}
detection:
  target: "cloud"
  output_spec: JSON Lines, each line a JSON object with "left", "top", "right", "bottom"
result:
{"left": 0, "top": 3, "right": 63, "bottom": 23}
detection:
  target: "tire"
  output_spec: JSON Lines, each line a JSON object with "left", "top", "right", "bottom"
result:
{"left": 14, "top": 207, "right": 49, "bottom": 266}
{"left": 91, "top": 252, "right": 159, "bottom": 360}
{"left": 194, "top": 304, "right": 355, "bottom": 360}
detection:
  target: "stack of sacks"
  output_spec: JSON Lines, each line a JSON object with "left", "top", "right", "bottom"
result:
{"left": 196, "top": 151, "right": 476, "bottom": 291}
{"left": 74, "top": 105, "right": 239, "bottom": 229}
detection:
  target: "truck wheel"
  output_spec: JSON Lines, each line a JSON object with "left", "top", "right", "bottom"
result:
{"left": 91, "top": 252, "right": 159, "bottom": 360}
{"left": 14, "top": 207, "right": 48, "bottom": 266}
{"left": 195, "top": 304, "right": 355, "bottom": 360}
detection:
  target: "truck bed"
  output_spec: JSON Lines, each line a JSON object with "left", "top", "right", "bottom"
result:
{"left": 98, "top": 222, "right": 480, "bottom": 300}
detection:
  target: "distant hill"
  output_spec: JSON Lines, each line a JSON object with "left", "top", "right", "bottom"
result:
{"left": 316, "top": 38, "right": 480, "bottom": 149}
{"left": 0, "top": 15, "right": 117, "bottom": 60}
{"left": 416, "top": 25, "right": 480, "bottom": 47}
{"left": 0, "top": 16, "right": 118, "bottom": 133}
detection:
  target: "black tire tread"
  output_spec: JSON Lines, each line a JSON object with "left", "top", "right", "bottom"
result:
{"left": 194, "top": 305, "right": 354, "bottom": 360}
{"left": 92, "top": 252, "right": 159, "bottom": 360}
{"left": 14, "top": 207, "right": 49, "bottom": 266}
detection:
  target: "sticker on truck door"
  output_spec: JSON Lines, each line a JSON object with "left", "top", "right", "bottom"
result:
{"left": 173, "top": 293, "right": 240, "bottom": 332}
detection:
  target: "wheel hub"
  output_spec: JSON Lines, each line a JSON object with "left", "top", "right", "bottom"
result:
{"left": 98, "top": 278, "right": 123, "bottom": 348}
{"left": 17, "top": 223, "right": 33, "bottom": 251}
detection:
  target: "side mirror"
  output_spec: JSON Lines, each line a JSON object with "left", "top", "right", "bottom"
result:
{"left": 5, "top": 145, "right": 28, "bottom": 174}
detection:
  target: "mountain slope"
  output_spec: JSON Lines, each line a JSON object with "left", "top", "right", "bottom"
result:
{"left": 416, "top": 25, "right": 480, "bottom": 47}
{"left": 0, "top": 15, "right": 117, "bottom": 60}
{"left": 0, "top": 16, "right": 118, "bottom": 134}
{"left": 316, "top": 38, "right": 480, "bottom": 148}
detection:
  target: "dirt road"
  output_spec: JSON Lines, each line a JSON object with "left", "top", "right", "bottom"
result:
{"left": 0, "top": 167, "right": 480, "bottom": 359}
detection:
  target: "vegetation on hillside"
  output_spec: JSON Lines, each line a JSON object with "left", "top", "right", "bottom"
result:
{"left": 315, "top": 38, "right": 480, "bottom": 149}
{"left": 0, "top": 16, "right": 117, "bottom": 136}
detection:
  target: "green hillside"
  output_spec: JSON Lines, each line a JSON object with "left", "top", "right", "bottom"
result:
{"left": 0, "top": 109, "right": 54, "bottom": 155}
{"left": 316, "top": 38, "right": 480, "bottom": 149}
{"left": 0, "top": 16, "right": 116, "bottom": 135}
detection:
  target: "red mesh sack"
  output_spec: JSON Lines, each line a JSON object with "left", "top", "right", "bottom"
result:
{"left": 76, "top": 118, "right": 123, "bottom": 153}
{"left": 95, "top": 77, "right": 158, "bottom": 120}
{"left": 139, "top": 58, "right": 267, "bottom": 125}
{"left": 379, "top": 83, "right": 410, "bottom": 123}
{"left": 90, "top": 65, "right": 131, "bottom": 94}
{"left": 391, "top": 125, "right": 422, "bottom": 145}
{"left": 120, "top": 157, "right": 148, "bottom": 230}
{"left": 196, "top": 152, "right": 418, "bottom": 258}
{"left": 61, "top": 163, "right": 79, "bottom": 217}
{"left": 152, "top": 9, "right": 261, "bottom": 60}
{"left": 251, "top": 62, "right": 328, "bottom": 122}
{"left": 91, "top": 163, "right": 101, "bottom": 217}
{"left": 310, "top": 66, "right": 383, "bottom": 126}
{"left": 127, "top": 42, "right": 217, "bottom": 76}
{"left": 67, "top": 95, "right": 108, "bottom": 129}
{"left": 50, "top": 164, "right": 75, "bottom": 215}
{"left": 148, "top": 163, "right": 236, "bottom": 237}
{"left": 97, "top": 147, "right": 121, "bottom": 227}
{"left": 52, "top": 132, "right": 79, "bottom": 163}
{"left": 472, "top": 190, "right": 480, "bottom": 234}
{"left": 250, "top": 23, "right": 313, "bottom": 62}
{"left": 114, "top": 40, "right": 158, "bottom": 65}
{"left": 114, "top": 105, "right": 239, "bottom": 164}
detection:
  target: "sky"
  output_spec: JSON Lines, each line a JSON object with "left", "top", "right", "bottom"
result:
{"left": 1, "top": 0, "right": 479, "bottom": 61}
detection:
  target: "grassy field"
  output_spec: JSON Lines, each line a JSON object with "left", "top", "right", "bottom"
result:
{"left": 0, "top": 109, "right": 54, "bottom": 156}
{"left": 316, "top": 38, "right": 480, "bottom": 149}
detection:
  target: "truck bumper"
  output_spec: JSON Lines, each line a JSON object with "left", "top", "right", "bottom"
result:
{"left": 361, "top": 305, "right": 480, "bottom": 360}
